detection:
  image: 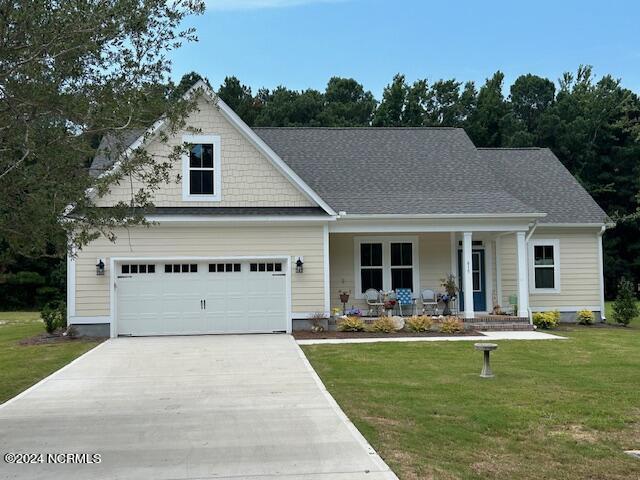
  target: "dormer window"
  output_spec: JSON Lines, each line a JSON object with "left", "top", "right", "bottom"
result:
{"left": 182, "top": 134, "right": 221, "bottom": 201}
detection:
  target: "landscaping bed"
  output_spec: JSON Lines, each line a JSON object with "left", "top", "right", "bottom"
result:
{"left": 18, "top": 331, "right": 104, "bottom": 346}
{"left": 293, "top": 329, "right": 479, "bottom": 339}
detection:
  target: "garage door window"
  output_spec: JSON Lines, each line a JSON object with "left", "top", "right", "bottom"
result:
{"left": 164, "top": 264, "right": 198, "bottom": 273}
{"left": 209, "top": 263, "right": 241, "bottom": 272}
{"left": 250, "top": 262, "right": 282, "bottom": 272}
{"left": 122, "top": 264, "right": 155, "bottom": 274}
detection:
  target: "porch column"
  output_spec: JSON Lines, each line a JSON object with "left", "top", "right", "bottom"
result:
{"left": 462, "top": 232, "right": 474, "bottom": 319}
{"left": 516, "top": 231, "right": 530, "bottom": 318}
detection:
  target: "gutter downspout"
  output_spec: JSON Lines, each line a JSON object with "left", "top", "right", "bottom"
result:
{"left": 597, "top": 225, "right": 607, "bottom": 322}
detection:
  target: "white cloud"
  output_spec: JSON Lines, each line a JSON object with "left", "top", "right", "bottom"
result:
{"left": 206, "top": 0, "right": 344, "bottom": 11}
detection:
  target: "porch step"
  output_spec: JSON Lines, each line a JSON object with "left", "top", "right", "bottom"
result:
{"left": 465, "top": 315, "right": 534, "bottom": 332}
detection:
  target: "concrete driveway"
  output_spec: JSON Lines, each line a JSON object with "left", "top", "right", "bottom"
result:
{"left": 0, "top": 335, "right": 396, "bottom": 479}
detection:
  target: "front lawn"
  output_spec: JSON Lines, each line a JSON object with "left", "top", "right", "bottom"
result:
{"left": 0, "top": 312, "right": 102, "bottom": 404}
{"left": 303, "top": 326, "right": 640, "bottom": 480}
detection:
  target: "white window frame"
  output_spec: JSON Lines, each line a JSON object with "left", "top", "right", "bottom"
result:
{"left": 182, "top": 134, "right": 222, "bottom": 202}
{"left": 528, "top": 238, "right": 561, "bottom": 294}
{"left": 353, "top": 236, "right": 420, "bottom": 299}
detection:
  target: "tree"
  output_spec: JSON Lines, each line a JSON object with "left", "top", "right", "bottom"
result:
{"left": 218, "top": 76, "right": 261, "bottom": 126}
{"left": 509, "top": 74, "right": 555, "bottom": 132}
{"left": 372, "top": 74, "right": 408, "bottom": 126}
{"left": 318, "top": 77, "right": 376, "bottom": 126}
{"left": 466, "top": 71, "right": 509, "bottom": 146}
{"left": 0, "top": 0, "right": 205, "bottom": 263}
{"left": 612, "top": 278, "right": 639, "bottom": 325}
{"left": 255, "top": 87, "right": 324, "bottom": 126}
{"left": 403, "top": 79, "right": 428, "bottom": 126}
{"left": 425, "top": 79, "right": 463, "bottom": 126}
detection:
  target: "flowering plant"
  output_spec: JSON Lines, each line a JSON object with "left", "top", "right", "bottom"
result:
{"left": 383, "top": 300, "right": 396, "bottom": 310}
{"left": 346, "top": 307, "right": 362, "bottom": 316}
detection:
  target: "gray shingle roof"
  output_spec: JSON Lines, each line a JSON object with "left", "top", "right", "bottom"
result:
{"left": 481, "top": 147, "right": 609, "bottom": 224}
{"left": 254, "top": 127, "right": 538, "bottom": 216}
{"left": 89, "top": 126, "right": 609, "bottom": 224}
{"left": 90, "top": 129, "right": 146, "bottom": 178}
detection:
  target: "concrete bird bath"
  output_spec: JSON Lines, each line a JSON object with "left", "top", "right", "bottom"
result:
{"left": 474, "top": 343, "right": 498, "bottom": 378}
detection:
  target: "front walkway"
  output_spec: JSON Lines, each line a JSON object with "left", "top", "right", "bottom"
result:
{"left": 0, "top": 335, "right": 397, "bottom": 480}
{"left": 296, "top": 330, "right": 565, "bottom": 345}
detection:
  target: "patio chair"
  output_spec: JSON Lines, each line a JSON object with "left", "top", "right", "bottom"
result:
{"left": 395, "top": 288, "right": 416, "bottom": 316}
{"left": 364, "top": 288, "right": 384, "bottom": 316}
{"left": 421, "top": 289, "right": 439, "bottom": 315}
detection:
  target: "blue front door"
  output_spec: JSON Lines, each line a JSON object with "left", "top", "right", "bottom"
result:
{"left": 457, "top": 249, "right": 486, "bottom": 312}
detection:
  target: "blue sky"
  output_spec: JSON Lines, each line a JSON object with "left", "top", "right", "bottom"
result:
{"left": 171, "top": 0, "right": 640, "bottom": 98}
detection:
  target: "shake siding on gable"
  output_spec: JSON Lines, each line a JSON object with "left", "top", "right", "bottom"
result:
{"left": 498, "top": 228, "right": 602, "bottom": 312}
{"left": 74, "top": 225, "right": 326, "bottom": 316}
{"left": 94, "top": 96, "right": 313, "bottom": 208}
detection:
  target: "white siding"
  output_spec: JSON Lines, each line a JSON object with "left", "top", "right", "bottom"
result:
{"left": 95, "top": 96, "right": 313, "bottom": 208}
{"left": 74, "top": 224, "right": 326, "bottom": 317}
{"left": 497, "top": 228, "right": 601, "bottom": 311}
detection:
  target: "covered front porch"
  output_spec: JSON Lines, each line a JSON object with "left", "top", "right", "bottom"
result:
{"left": 328, "top": 216, "right": 538, "bottom": 321}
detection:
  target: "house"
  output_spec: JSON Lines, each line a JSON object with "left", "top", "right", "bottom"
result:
{"left": 68, "top": 81, "right": 611, "bottom": 337}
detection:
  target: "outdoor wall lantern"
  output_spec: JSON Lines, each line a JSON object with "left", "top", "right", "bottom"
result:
{"left": 295, "top": 256, "right": 304, "bottom": 273}
{"left": 96, "top": 258, "right": 105, "bottom": 276}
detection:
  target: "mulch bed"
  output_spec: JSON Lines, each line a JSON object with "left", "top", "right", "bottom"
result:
{"left": 18, "top": 332, "right": 104, "bottom": 346}
{"left": 293, "top": 330, "right": 480, "bottom": 340}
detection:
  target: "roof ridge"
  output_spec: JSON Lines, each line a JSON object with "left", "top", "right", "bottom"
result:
{"left": 477, "top": 147, "right": 542, "bottom": 150}
{"left": 252, "top": 126, "right": 462, "bottom": 131}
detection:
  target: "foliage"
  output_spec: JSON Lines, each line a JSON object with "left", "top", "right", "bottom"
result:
{"left": 345, "top": 307, "right": 362, "bottom": 316}
{"left": 440, "top": 318, "right": 464, "bottom": 334}
{"left": 440, "top": 274, "right": 459, "bottom": 297}
{"left": 337, "top": 316, "right": 365, "bottom": 332}
{"left": 41, "top": 301, "right": 66, "bottom": 334}
{"left": 576, "top": 309, "right": 595, "bottom": 325}
{"left": 612, "top": 278, "right": 639, "bottom": 326}
{"left": 406, "top": 315, "right": 433, "bottom": 332}
{"left": 0, "top": 0, "right": 204, "bottom": 264}
{"left": 368, "top": 317, "right": 396, "bottom": 333}
{"left": 309, "top": 312, "right": 327, "bottom": 331}
{"left": 532, "top": 311, "right": 560, "bottom": 329}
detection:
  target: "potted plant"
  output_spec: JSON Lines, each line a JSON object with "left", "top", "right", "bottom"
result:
{"left": 338, "top": 289, "right": 350, "bottom": 315}
{"left": 439, "top": 274, "right": 459, "bottom": 316}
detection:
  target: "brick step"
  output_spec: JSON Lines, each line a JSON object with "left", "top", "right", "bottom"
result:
{"left": 466, "top": 322, "right": 534, "bottom": 331}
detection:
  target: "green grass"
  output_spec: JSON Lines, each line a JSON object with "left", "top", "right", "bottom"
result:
{"left": 303, "top": 326, "right": 640, "bottom": 480}
{"left": 0, "top": 312, "right": 102, "bottom": 404}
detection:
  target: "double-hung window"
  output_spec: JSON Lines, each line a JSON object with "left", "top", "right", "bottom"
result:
{"left": 355, "top": 237, "right": 419, "bottom": 298}
{"left": 182, "top": 134, "right": 221, "bottom": 201}
{"left": 529, "top": 239, "right": 560, "bottom": 293}
{"left": 390, "top": 242, "right": 413, "bottom": 290}
{"left": 360, "top": 243, "right": 383, "bottom": 292}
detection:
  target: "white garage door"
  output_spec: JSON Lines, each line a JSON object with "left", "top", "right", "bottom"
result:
{"left": 116, "top": 260, "right": 287, "bottom": 335}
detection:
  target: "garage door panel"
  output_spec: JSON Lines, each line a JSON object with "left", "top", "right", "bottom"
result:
{"left": 117, "top": 260, "right": 287, "bottom": 335}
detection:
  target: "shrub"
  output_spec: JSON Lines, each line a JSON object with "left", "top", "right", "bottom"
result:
{"left": 41, "top": 301, "right": 66, "bottom": 334}
{"left": 613, "top": 277, "right": 639, "bottom": 326}
{"left": 576, "top": 309, "right": 595, "bottom": 325}
{"left": 532, "top": 311, "right": 560, "bottom": 329}
{"left": 337, "top": 316, "right": 365, "bottom": 332}
{"left": 440, "top": 318, "right": 464, "bottom": 334}
{"left": 406, "top": 315, "right": 433, "bottom": 332}
{"left": 309, "top": 312, "right": 327, "bottom": 332}
{"left": 369, "top": 317, "right": 396, "bottom": 333}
